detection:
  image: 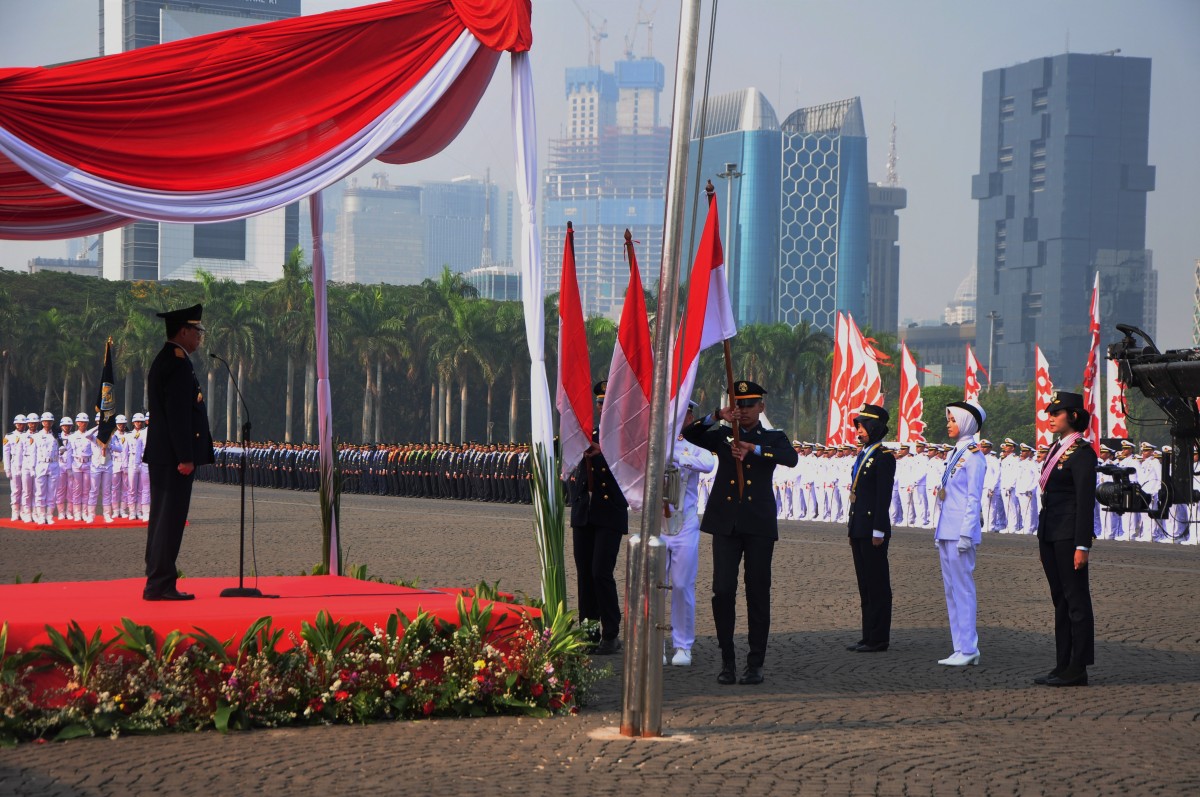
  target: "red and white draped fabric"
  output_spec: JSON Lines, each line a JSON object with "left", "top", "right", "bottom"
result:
{"left": 556, "top": 225, "right": 592, "bottom": 480}
{"left": 1034, "top": 345, "right": 1055, "bottom": 447}
{"left": 1106, "top": 359, "right": 1128, "bottom": 439}
{"left": 0, "top": 0, "right": 544, "bottom": 574}
{"left": 898, "top": 343, "right": 926, "bottom": 443}
{"left": 826, "top": 312, "right": 850, "bottom": 446}
{"left": 598, "top": 237, "right": 653, "bottom": 511}
{"left": 669, "top": 188, "right": 735, "bottom": 437}
{"left": 1082, "top": 272, "right": 1102, "bottom": 451}
{"left": 964, "top": 345, "right": 988, "bottom": 401}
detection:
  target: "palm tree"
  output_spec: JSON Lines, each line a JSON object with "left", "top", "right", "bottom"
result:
{"left": 337, "top": 284, "right": 408, "bottom": 443}
{"left": 113, "top": 292, "right": 161, "bottom": 416}
{"left": 263, "top": 247, "right": 313, "bottom": 443}
{"left": 0, "top": 284, "right": 20, "bottom": 426}
{"left": 221, "top": 289, "right": 265, "bottom": 441}
{"left": 195, "top": 270, "right": 237, "bottom": 436}
{"left": 414, "top": 267, "right": 477, "bottom": 441}
{"left": 494, "top": 301, "right": 528, "bottom": 442}
{"left": 584, "top": 316, "right": 618, "bottom": 385}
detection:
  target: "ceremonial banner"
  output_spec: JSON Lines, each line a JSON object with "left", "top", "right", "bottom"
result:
{"left": 825, "top": 312, "right": 850, "bottom": 446}
{"left": 847, "top": 314, "right": 884, "bottom": 410}
{"left": 1106, "top": 358, "right": 1128, "bottom": 439}
{"left": 964, "top": 345, "right": 988, "bottom": 401}
{"left": 598, "top": 235, "right": 653, "bottom": 510}
{"left": 898, "top": 343, "right": 925, "bottom": 443}
{"left": 1082, "top": 272, "right": 1102, "bottom": 450}
{"left": 555, "top": 223, "right": 592, "bottom": 479}
{"left": 93, "top": 338, "right": 117, "bottom": 445}
{"left": 1034, "top": 345, "right": 1054, "bottom": 447}
{"left": 670, "top": 187, "right": 735, "bottom": 437}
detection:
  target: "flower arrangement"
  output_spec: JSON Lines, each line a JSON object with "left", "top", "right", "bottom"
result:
{"left": 0, "top": 595, "right": 605, "bottom": 746}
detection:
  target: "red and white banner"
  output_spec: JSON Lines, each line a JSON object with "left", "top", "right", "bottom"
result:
{"left": 598, "top": 236, "right": 654, "bottom": 511}
{"left": 898, "top": 343, "right": 925, "bottom": 443}
{"left": 1106, "top": 359, "right": 1128, "bottom": 439}
{"left": 1082, "top": 272, "right": 1102, "bottom": 450}
{"left": 825, "top": 312, "right": 850, "bottom": 446}
{"left": 964, "top": 345, "right": 989, "bottom": 401}
{"left": 670, "top": 187, "right": 736, "bottom": 437}
{"left": 1034, "top": 345, "right": 1055, "bottom": 447}
{"left": 555, "top": 224, "right": 593, "bottom": 479}
{"left": 846, "top": 314, "right": 884, "bottom": 411}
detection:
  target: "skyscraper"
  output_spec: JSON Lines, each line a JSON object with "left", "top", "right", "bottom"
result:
{"left": 972, "top": 53, "right": 1156, "bottom": 387}
{"left": 98, "top": 0, "right": 300, "bottom": 282}
{"left": 542, "top": 57, "right": 669, "bottom": 319}
{"left": 331, "top": 179, "right": 424, "bottom": 285}
{"left": 422, "top": 176, "right": 509, "bottom": 277}
{"left": 867, "top": 183, "right": 906, "bottom": 335}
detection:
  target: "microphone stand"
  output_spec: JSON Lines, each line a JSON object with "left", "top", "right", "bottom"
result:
{"left": 212, "top": 353, "right": 262, "bottom": 598}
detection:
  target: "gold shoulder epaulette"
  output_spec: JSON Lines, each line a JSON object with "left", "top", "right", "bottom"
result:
{"left": 174, "top": 348, "right": 186, "bottom": 359}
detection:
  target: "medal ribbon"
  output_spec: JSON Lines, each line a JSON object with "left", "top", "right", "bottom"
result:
{"left": 850, "top": 442, "right": 881, "bottom": 497}
{"left": 939, "top": 439, "right": 974, "bottom": 493}
{"left": 1038, "top": 432, "right": 1082, "bottom": 493}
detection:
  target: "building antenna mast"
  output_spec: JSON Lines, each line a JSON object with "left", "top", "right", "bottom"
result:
{"left": 886, "top": 113, "right": 899, "bottom": 186}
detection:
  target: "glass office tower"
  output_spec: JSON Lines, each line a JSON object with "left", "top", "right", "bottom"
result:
{"left": 972, "top": 53, "right": 1156, "bottom": 386}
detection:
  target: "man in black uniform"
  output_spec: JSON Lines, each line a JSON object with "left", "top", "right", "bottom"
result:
{"left": 683, "top": 380, "right": 798, "bottom": 684}
{"left": 568, "top": 381, "right": 628, "bottom": 655}
{"left": 142, "top": 304, "right": 214, "bottom": 601}
{"left": 845, "top": 404, "right": 896, "bottom": 653}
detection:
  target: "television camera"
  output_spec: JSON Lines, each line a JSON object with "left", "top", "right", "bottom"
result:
{"left": 1097, "top": 324, "right": 1200, "bottom": 515}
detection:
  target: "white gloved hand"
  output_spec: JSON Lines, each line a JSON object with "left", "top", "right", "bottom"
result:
{"left": 956, "top": 536, "right": 972, "bottom": 553}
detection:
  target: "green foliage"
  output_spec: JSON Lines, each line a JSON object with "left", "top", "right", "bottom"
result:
{"left": 34, "top": 621, "right": 113, "bottom": 688}
{"left": 10, "top": 573, "right": 43, "bottom": 585}
{"left": 528, "top": 442, "right": 567, "bottom": 624}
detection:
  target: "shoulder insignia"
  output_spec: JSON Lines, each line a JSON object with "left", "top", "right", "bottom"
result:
{"left": 174, "top": 348, "right": 186, "bottom": 359}
{"left": 967, "top": 443, "right": 978, "bottom": 452}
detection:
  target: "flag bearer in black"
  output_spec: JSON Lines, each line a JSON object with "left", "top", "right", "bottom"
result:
{"left": 142, "top": 304, "right": 214, "bottom": 601}
{"left": 845, "top": 405, "right": 896, "bottom": 653}
{"left": 567, "top": 381, "right": 628, "bottom": 655}
{"left": 683, "top": 380, "right": 798, "bottom": 685}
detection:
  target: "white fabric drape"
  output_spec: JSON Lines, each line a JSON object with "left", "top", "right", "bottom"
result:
{"left": 0, "top": 33, "right": 481, "bottom": 226}
{"left": 309, "top": 191, "right": 337, "bottom": 575}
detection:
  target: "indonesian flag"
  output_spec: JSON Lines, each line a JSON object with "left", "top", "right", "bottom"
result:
{"left": 898, "top": 342, "right": 926, "bottom": 443}
{"left": 1106, "top": 358, "right": 1128, "bottom": 439}
{"left": 1034, "top": 345, "right": 1055, "bottom": 447}
{"left": 826, "top": 312, "right": 850, "bottom": 446}
{"left": 964, "top": 345, "right": 989, "bottom": 401}
{"left": 1082, "top": 271, "right": 1102, "bottom": 450}
{"left": 670, "top": 186, "right": 736, "bottom": 436}
{"left": 598, "top": 233, "right": 654, "bottom": 510}
{"left": 555, "top": 223, "right": 593, "bottom": 479}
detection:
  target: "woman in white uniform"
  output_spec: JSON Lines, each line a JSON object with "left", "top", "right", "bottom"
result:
{"left": 934, "top": 400, "right": 986, "bottom": 666}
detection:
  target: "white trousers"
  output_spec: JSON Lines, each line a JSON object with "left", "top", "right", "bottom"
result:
{"left": 1003, "top": 488, "right": 1021, "bottom": 532}
{"left": 1017, "top": 492, "right": 1035, "bottom": 534}
{"left": 70, "top": 469, "right": 90, "bottom": 506}
{"left": 937, "top": 539, "right": 978, "bottom": 656}
{"left": 662, "top": 525, "right": 699, "bottom": 651}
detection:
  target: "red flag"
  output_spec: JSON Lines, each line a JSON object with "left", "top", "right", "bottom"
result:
{"left": 1034, "top": 345, "right": 1055, "bottom": 447}
{"left": 555, "top": 222, "right": 593, "bottom": 479}
{"left": 1106, "top": 358, "right": 1128, "bottom": 439}
{"left": 598, "top": 232, "right": 653, "bottom": 510}
{"left": 964, "top": 345, "right": 988, "bottom": 401}
{"left": 826, "top": 312, "right": 850, "bottom": 446}
{"left": 1082, "top": 272, "right": 1102, "bottom": 451}
{"left": 670, "top": 186, "right": 736, "bottom": 436}
{"left": 898, "top": 343, "right": 925, "bottom": 443}
{"left": 841, "top": 314, "right": 883, "bottom": 443}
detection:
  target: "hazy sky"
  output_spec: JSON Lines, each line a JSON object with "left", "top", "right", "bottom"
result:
{"left": 1, "top": 0, "right": 1197, "bottom": 345}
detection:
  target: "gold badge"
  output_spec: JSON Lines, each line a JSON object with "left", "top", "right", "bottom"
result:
{"left": 197, "top": 391, "right": 204, "bottom": 403}
{"left": 737, "top": 381, "right": 748, "bottom": 393}
{"left": 1050, "top": 390, "right": 1059, "bottom": 404}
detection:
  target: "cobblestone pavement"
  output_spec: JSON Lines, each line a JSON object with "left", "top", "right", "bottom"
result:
{"left": 2, "top": 481, "right": 1198, "bottom": 796}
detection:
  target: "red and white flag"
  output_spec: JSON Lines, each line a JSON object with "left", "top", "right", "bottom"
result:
{"left": 826, "top": 312, "right": 850, "bottom": 446}
{"left": 1082, "top": 272, "right": 1103, "bottom": 450}
{"left": 598, "top": 233, "right": 654, "bottom": 511}
{"left": 847, "top": 314, "right": 884, "bottom": 410}
{"left": 1106, "top": 359, "right": 1128, "bottom": 439}
{"left": 964, "top": 345, "right": 989, "bottom": 401}
{"left": 555, "top": 222, "right": 593, "bottom": 480}
{"left": 898, "top": 342, "right": 925, "bottom": 443}
{"left": 670, "top": 187, "right": 736, "bottom": 436}
{"left": 1034, "top": 345, "right": 1055, "bottom": 447}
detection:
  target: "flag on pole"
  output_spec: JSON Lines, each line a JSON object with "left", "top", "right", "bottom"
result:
{"left": 847, "top": 314, "right": 884, "bottom": 409}
{"left": 93, "top": 337, "right": 117, "bottom": 445}
{"left": 1034, "top": 345, "right": 1055, "bottom": 447}
{"left": 964, "top": 345, "right": 989, "bottom": 401}
{"left": 670, "top": 185, "right": 736, "bottom": 437}
{"left": 555, "top": 222, "right": 593, "bottom": 480}
{"left": 598, "top": 231, "right": 654, "bottom": 511}
{"left": 1106, "top": 358, "right": 1128, "bottom": 439}
{"left": 826, "top": 312, "right": 850, "bottom": 446}
{"left": 1082, "top": 271, "right": 1102, "bottom": 450}
{"left": 898, "top": 342, "right": 925, "bottom": 443}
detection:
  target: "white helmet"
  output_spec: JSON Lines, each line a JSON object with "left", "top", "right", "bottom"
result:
{"left": 132, "top": 412, "right": 146, "bottom": 423}
{"left": 59, "top": 417, "right": 72, "bottom": 427}
{"left": 75, "top": 412, "right": 89, "bottom": 423}
{"left": 40, "top": 411, "right": 54, "bottom": 422}
{"left": 115, "top": 414, "right": 128, "bottom": 424}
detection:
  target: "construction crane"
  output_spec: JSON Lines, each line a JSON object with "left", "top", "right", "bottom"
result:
{"left": 571, "top": 0, "right": 608, "bottom": 67}
{"left": 623, "top": 0, "right": 659, "bottom": 60}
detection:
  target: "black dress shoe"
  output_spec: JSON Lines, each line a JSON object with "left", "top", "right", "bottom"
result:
{"left": 717, "top": 659, "right": 737, "bottom": 685}
{"left": 1032, "top": 670, "right": 1061, "bottom": 685}
{"left": 853, "top": 642, "right": 889, "bottom": 652}
{"left": 738, "top": 666, "right": 764, "bottom": 685}
{"left": 594, "top": 637, "right": 622, "bottom": 656}
{"left": 846, "top": 641, "right": 865, "bottom": 651}
{"left": 1044, "top": 669, "right": 1087, "bottom": 687}
{"left": 143, "top": 590, "right": 195, "bottom": 601}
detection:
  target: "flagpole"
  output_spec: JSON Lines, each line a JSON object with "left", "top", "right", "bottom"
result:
{"left": 620, "top": 0, "right": 702, "bottom": 740}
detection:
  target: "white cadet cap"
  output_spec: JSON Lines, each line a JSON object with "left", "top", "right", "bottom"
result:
{"left": 132, "top": 412, "right": 146, "bottom": 422}
{"left": 115, "top": 414, "right": 128, "bottom": 424}
{"left": 75, "top": 412, "right": 89, "bottom": 423}
{"left": 40, "top": 411, "right": 54, "bottom": 422}
{"left": 59, "top": 417, "right": 72, "bottom": 426}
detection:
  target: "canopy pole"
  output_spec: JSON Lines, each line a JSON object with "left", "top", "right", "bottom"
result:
{"left": 309, "top": 192, "right": 338, "bottom": 575}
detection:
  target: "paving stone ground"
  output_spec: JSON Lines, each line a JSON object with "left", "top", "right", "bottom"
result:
{"left": 1, "top": 481, "right": 1198, "bottom": 796}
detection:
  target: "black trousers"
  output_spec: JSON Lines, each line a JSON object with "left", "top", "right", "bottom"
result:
{"left": 850, "top": 536, "right": 892, "bottom": 647}
{"left": 572, "top": 523, "right": 624, "bottom": 641}
{"left": 145, "top": 463, "right": 195, "bottom": 596}
{"left": 711, "top": 532, "right": 775, "bottom": 668}
{"left": 1039, "top": 538, "right": 1095, "bottom": 673}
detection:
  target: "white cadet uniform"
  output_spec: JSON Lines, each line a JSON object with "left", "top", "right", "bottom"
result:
{"left": 32, "top": 424, "right": 59, "bottom": 523}
{"left": 663, "top": 437, "right": 716, "bottom": 656}
{"left": 54, "top": 425, "right": 71, "bottom": 518}
{"left": 999, "top": 453, "right": 1020, "bottom": 532}
{"left": 68, "top": 424, "right": 91, "bottom": 520}
{"left": 934, "top": 436, "right": 985, "bottom": 658}
{"left": 982, "top": 451, "right": 1003, "bottom": 532}
{"left": 4, "top": 421, "right": 27, "bottom": 521}
{"left": 1135, "top": 452, "right": 1162, "bottom": 541}
{"left": 124, "top": 424, "right": 149, "bottom": 518}
{"left": 15, "top": 421, "right": 35, "bottom": 522}
{"left": 1014, "top": 454, "right": 1038, "bottom": 534}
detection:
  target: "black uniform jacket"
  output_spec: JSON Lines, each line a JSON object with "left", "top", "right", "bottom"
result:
{"left": 683, "top": 418, "right": 798, "bottom": 539}
{"left": 1036, "top": 437, "right": 1098, "bottom": 549}
{"left": 846, "top": 445, "right": 896, "bottom": 539}
{"left": 567, "top": 430, "right": 629, "bottom": 532}
{"left": 143, "top": 342, "right": 215, "bottom": 468}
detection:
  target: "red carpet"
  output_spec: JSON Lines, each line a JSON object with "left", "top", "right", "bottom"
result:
{"left": 1, "top": 576, "right": 532, "bottom": 652}
{"left": 0, "top": 517, "right": 147, "bottom": 531}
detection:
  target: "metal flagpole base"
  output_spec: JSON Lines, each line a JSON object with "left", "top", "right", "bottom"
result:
{"left": 219, "top": 586, "right": 264, "bottom": 598}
